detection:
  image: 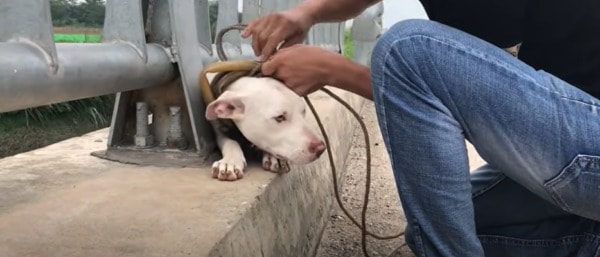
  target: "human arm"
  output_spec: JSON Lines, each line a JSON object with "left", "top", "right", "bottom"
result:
{"left": 261, "top": 45, "right": 373, "bottom": 100}
{"left": 326, "top": 55, "right": 373, "bottom": 100}
{"left": 242, "top": 0, "right": 382, "bottom": 60}
{"left": 294, "top": 0, "right": 382, "bottom": 24}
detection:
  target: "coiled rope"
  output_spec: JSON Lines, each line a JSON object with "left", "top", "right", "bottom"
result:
{"left": 198, "top": 24, "right": 405, "bottom": 257}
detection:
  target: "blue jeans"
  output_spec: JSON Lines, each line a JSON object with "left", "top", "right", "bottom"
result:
{"left": 371, "top": 19, "right": 600, "bottom": 257}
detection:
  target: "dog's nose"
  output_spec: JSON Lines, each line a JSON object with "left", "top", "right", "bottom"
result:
{"left": 309, "top": 140, "right": 326, "bottom": 156}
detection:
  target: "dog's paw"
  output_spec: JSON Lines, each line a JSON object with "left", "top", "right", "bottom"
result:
{"left": 212, "top": 157, "right": 247, "bottom": 181}
{"left": 262, "top": 153, "right": 291, "bottom": 173}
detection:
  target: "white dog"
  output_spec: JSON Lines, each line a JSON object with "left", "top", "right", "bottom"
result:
{"left": 205, "top": 76, "right": 326, "bottom": 181}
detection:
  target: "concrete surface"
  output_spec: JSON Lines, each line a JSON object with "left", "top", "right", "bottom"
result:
{"left": 315, "top": 102, "right": 486, "bottom": 257}
{"left": 0, "top": 88, "right": 366, "bottom": 257}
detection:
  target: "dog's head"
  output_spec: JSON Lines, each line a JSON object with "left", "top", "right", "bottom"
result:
{"left": 205, "top": 76, "right": 325, "bottom": 164}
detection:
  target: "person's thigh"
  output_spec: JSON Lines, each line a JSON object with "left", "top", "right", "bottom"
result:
{"left": 370, "top": 19, "right": 600, "bottom": 256}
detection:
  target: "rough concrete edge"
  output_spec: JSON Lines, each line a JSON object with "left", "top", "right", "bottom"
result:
{"left": 208, "top": 89, "right": 367, "bottom": 257}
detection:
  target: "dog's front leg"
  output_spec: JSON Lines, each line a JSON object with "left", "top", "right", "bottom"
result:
{"left": 210, "top": 121, "right": 247, "bottom": 181}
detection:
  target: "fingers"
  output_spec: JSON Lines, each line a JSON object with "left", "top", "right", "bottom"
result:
{"left": 260, "top": 28, "right": 285, "bottom": 60}
{"left": 261, "top": 59, "right": 312, "bottom": 97}
{"left": 251, "top": 32, "right": 262, "bottom": 58}
{"left": 242, "top": 16, "right": 271, "bottom": 57}
{"left": 242, "top": 17, "right": 266, "bottom": 56}
{"left": 261, "top": 58, "right": 278, "bottom": 76}
{"left": 242, "top": 13, "right": 297, "bottom": 59}
{"left": 261, "top": 45, "right": 294, "bottom": 76}
{"left": 241, "top": 22, "right": 254, "bottom": 38}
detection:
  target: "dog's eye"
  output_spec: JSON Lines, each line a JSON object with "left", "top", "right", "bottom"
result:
{"left": 274, "top": 113, "right": 286, "bottom": 123}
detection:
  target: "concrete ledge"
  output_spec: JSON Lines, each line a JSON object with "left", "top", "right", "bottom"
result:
{"left": 0, "top": 88, "right": 366, "bottom": 257}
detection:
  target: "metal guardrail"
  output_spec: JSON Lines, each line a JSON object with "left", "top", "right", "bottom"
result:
{"left": 0, "top": 0, "right": 176, "bottom": 113}
{"left": 0, "top": 0, "right": 383, "bottom": 166}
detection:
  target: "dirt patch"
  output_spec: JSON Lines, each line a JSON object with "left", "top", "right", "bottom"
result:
{"left": 315, "top": 102, "right": 414, "bottom": 257}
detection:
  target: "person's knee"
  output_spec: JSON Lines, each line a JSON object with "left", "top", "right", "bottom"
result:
{"left": 371, "top": 20, "right": 436, "bottom": 92}
{"left": 373, "top": 19, "right": 447, "bottom": 57}
{"left": 372, "top": 19, "right": 438, "bottom": 67}
{"left": 387, "top": 19, "right": 440, "bottom": 38}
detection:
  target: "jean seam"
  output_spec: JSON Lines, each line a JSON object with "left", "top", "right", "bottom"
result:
{"left": 478, "top": 234, "right": 592, "bottom": 247}
{"left": 543, "top": 154, "right": 582, "bottom": 212}
{"left": 408, "top": 223, "right": 428, "bottom": 257}
{"left": 559, "top": 96, "right": 600, "bottom": 108}
{"left": 376, "top": 48, "right": 393, "bottom": 162}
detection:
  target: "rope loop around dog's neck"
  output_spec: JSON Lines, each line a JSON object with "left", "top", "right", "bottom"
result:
{"left": 199, "top": 24, "right": 405, "bottom": 257}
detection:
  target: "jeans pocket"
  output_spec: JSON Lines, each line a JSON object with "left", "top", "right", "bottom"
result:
{"left": 544, "top": 154, "right": 600, "bottom": 221}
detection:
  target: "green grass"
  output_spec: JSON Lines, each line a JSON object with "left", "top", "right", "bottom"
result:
{"left": 54, "top": 33, "right": 102, "bottom": 43}
{"left": 343, "top": 28, "right": 354, "bottom": 59}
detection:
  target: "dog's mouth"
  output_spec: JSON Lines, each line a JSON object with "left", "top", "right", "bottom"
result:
{"left": 252, "top": 145, "right": 289, "bottom": 162}
{"left": 271, "top": 152, "right": 288, "bottom": 162}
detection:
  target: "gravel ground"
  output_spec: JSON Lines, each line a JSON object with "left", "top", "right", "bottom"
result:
{"left": 315, "top": 101, "right": 486, "bottom": 257}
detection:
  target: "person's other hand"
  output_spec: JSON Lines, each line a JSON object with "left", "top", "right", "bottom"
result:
{"left": 241, "top": 9, "right": 313, "bottom": 60}
{"left": 261, "top": 45, "right": 347, "bottom": 96}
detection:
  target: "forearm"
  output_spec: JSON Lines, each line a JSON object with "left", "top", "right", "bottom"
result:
{"left": 326, "top": 58, "right": 373, "bottom": 100}
{"left": 295, "top": 0, "right": 381, "bottom": 25}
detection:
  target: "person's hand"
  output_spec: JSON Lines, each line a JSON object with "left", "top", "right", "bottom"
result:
{"left": 261, "top": 45, "right": 348, "bottom": 96}
{"left": 241, "top": 8, "right": 314, "bottom": 60}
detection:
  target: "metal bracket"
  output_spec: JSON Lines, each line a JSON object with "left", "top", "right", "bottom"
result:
{"left": 93, "top": 0, "right": 218, "bottom": 167}
{"left": 102, "top": 0, "right": 149, "bottom": 62}
{"left": 0, "top": 0, "right": 58, "bottom": 73}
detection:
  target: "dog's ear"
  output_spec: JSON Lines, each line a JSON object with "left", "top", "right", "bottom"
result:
{"left": 205, "top": 91, "right": 245, "bottom": 120}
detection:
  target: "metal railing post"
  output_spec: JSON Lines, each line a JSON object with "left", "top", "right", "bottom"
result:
{"left": 167, "top": 0, "right": 217, "bottom": 159}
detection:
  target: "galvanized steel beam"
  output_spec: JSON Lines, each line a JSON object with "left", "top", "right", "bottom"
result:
{"left": 0, "top": 43, "right": 175, "bottom": 113}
